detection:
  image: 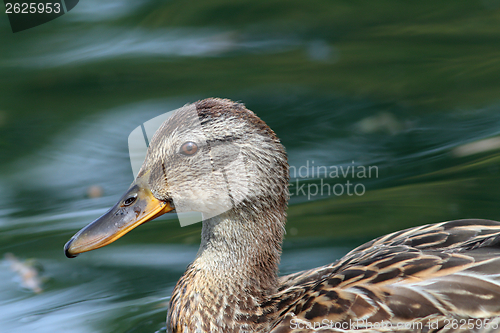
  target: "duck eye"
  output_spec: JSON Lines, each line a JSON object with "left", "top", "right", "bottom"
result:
{"left": 180, "top": 141, "right": 198, "bottom": 156}
{"left": 123, "top": 195, "right": 137, "bottom": 206}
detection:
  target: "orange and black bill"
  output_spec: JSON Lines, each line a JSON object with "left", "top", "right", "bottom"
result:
{"left": 64, "top": 181, "right": 174, "bottom": 258}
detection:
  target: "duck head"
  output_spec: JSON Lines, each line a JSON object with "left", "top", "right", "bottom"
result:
{"left": 64, "top": 98, "right": 289, "bottom": 258}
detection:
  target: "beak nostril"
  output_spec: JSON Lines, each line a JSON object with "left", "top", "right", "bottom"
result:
{"left": 123, "top": 195, "right": 137, "bottom": 206}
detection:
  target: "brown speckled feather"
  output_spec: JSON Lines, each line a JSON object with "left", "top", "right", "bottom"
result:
{"left": 270, "top": 220, "right": 500, "bottom": 332}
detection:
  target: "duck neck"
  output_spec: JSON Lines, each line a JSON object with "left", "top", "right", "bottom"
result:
{"left": 195, "top": 206, "right": 284, "bottom": 291}
{"left": 168, "top": 204, "right": 286, "bottom": 332}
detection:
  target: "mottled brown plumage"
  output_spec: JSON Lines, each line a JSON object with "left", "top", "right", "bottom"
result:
{"left": 65, "top": 98, "right": 500, "bottom": 333}
{"left": 270, "top": 220, "right": 500, "bottom": 332}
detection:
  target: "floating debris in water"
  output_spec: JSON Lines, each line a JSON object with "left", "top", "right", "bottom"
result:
{"left": 354, "top": 111, "right": 403, "bottom": 135}
{"left": 452, "top": 137, "right": 500, "bottom": 157}
{"left": 4, "top": 253, "right": 43, "bottom": 294}
{"left": 306, "top": 40, "right": 339, "bottom": 63}
{"left": 87, "top": 185, "right": 104, "bottom": 198}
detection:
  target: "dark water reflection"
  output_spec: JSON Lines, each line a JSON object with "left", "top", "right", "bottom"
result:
{"left": 1, "top": 1, "right": 500, "bottom": 332}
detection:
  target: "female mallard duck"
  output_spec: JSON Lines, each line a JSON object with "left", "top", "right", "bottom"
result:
{"left": 65, "top": 98, "right": 500, "bottom": 333}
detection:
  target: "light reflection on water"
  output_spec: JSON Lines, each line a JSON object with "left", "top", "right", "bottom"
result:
{"left": 67, "top": 0, "right": 153, "bottom": 22}
{"left": 0, "top": 243, "right": 181, "bottom": 333}
{"left": 12, "top": 28, "right": 303, "bottom": 68}
{"left": 0, "top": 235, "right": 347, "bottom": 333}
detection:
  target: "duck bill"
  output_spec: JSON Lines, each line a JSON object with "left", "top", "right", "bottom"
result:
{"left": 64, "top": 182, "right": 174, "bottom": 258}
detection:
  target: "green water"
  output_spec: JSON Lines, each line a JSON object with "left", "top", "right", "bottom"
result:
{"left": 1, "top": 1, "right": 500, "bottom": 332}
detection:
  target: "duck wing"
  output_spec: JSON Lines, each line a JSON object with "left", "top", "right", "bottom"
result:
{"left": 271, "top": 219, "right": 500, "bottom": 332}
